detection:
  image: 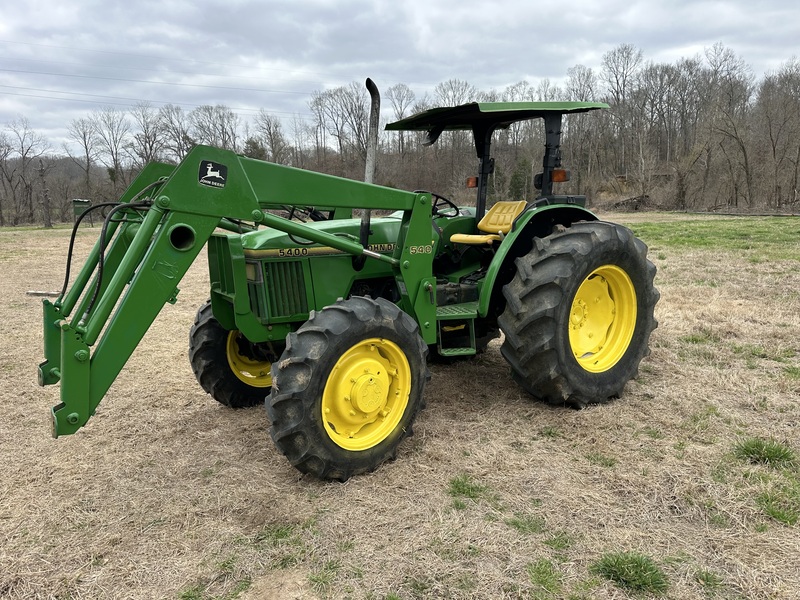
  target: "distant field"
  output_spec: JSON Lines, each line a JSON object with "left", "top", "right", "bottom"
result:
{"left": 1, "top": 213, "right": 799, "bottom": 599}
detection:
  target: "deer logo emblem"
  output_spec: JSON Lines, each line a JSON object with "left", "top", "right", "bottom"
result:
{"left": 199, "top": 160, "right": 228, "bottom": 188}
{"left": 205, "top": 163, "right": 223, "bottom": 179}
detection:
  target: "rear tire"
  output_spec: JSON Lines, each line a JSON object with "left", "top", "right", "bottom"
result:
{"left": 268, "top": 297, "right": 429, "bottom": 481}
{"left": 189, "top": 301, "right": 279, "bottom": 408}
{"left": 498, "top": 221, "right": 659, "bottom": 407}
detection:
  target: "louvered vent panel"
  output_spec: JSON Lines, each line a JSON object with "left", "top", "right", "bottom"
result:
{"left": 265, "top": 261, "right": 308, "bottom": 318}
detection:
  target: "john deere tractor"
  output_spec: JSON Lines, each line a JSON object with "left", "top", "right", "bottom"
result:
{"left": 38, "top": 81, "right": 658, "bottom": 481}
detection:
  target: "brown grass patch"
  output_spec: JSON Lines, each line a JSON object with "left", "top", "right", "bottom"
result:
{"left": 1, "top": 216, "right": 799, "bottom": 599}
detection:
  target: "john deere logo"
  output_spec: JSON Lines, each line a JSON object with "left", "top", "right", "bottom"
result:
{"left": 199, "top": 160, "right": 227, "bottom": 188}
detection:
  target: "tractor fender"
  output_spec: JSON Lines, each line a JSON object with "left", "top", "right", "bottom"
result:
{"left": 477, "top": 204, "right": 598, "bottom": 318}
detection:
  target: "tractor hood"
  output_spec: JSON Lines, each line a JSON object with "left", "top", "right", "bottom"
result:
{"left": 239, "top": 214, "right": 404, "bottom": 256}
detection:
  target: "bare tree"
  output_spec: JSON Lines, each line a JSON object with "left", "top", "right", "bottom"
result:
{"left": 386, "top": 83, "right": 415, "bottom": 156}
{"left": 704, "top": 43, "right": 756, "bottom": 206}
{"left": 158, "top": 104, "right": 194, "bottom": 162}
{"left": 434, "top": 79, "right": 476, "bottom": 106}
{"left": 307, "top": 91, "right": 330, "bottom": 170}
{"left": 386, "top": 83, "right": 415, "bottom": 118}
{"left": 476, "top": 88, "right": 501, "bottom": 102}
{"left": 341, "top": 81, "right": 370, "bottom": 162}
{"left": 308, "top": 83, "right": 370, "bottom": 175}
{"left": 754, "top": 59, "right": 800, "bottom": 208}
{"left": 64, "top": 117, "right": 98, "bottom": 199}
{"left": 667, "top": 57, "right": 715, "bottom": 208}
{"left": 254, "top": 110, "right": 290, "bottom": 164}
{"left": 91, "top": 107, "right": 131, "bottom": 195}
{"left": 0, "top": 133, "right": 10, "bottom": 226}
{"left": 602, "top": 43, "right": 644, "bottom": 106}
{"left": 501, "top": 81, "right": 535, "bottom": 158}
{"left": 289, "top": 114, "right": 310, "bottom": 168}
{"left": 535, "top": 79, "right": 561, "bottom": 101}
{"left": 311, "top": 89, "right": 348, "bottom": 161}
{"left": 564, "top": 66, "right": 600, "bottom": 184}
{"left": 602, "top": 44, "right": 644, "bottom": 178}
{"left": 0, "top": 118, "right": 50, "bottom": 224}
{"left": 504, "top": 80, "right": 533, "bottom": 102}
{"left": 673, "top": 57, "right": 705, "bottom": 158}
{"left": 566, "top": 65, "right": 597, "bottom": 101}
{"left": 128, "top": 102, "right": 165, "bottom": 168}
{"left": 189, "top": 105, "right": 240, "bottom": 151}
{"left": 434, "top": 79, "right": 476, "bottom": 183}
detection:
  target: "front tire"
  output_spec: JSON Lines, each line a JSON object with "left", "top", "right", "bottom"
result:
{"left": 498, "top": 221, "right": 659, "bottom": 407}
{"left": 189, "top": 302, "right": 279, "bottom": 408}
{"left": 268, "top": 297, "right": 429, "bottom": 481}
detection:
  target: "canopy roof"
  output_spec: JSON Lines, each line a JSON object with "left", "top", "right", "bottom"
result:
{"left": 385, "top": 101, "right": 608, "bottom": 132}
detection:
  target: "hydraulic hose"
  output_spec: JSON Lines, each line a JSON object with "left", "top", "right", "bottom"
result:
{"left": 59, "top": 202, "right": 121, "bottom": 301}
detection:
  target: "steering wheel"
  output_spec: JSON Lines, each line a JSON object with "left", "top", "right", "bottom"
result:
{"left": 415, "top": 190, "right": 459, "bottom": 217}
{"left": 430, "top": 193, "right": 460, "bottom": 217}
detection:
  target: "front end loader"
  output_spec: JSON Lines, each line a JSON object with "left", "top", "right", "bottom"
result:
{"left": 38, "top": 85, "right": 658, "bottom": 481}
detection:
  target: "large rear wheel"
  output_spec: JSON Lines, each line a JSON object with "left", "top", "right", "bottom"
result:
{"left": 189, "top": 302, "right": 280, "bottom": 408}
{"left": 498, "top": 221, "right": 659, "bottom": 407}
{"left": 268, "top": 297, "right": 429, "bottom": 481}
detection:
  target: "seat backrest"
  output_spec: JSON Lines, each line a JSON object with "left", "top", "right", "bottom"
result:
{"left": 477, "top": 201, "right": 527, "bottom": 234}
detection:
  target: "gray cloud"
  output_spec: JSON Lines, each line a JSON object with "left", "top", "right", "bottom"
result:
{"left": 0, "top": 0, "right": 797, "bottom": 147}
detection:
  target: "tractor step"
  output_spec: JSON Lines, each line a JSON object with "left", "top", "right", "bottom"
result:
{"left": 437, "top": 346, "right": 477, "bottom": 357}
{"left": 436, "top": 301, "right": 478, "bottom": 320}
{"left": 436, "top": 302, "right": 477, "bottom": 356}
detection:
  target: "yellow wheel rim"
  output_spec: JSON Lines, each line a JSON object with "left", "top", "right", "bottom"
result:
{"left": 322, "top": 338, "right": 411, "bottom": 451}
{"left": 226, "top": 331, "right": 272, "bottom": 388}
{"left": 569, "top": 265, "right": 637, "bottom": 373}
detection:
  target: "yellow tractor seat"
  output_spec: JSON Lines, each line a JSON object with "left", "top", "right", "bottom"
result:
{"left": 449, "top": 200, "right": 527, "bottom": 245}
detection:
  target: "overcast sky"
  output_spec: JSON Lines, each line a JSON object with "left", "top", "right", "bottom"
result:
{"left": 1, "top": 0, "right": 797, "bottom": 150}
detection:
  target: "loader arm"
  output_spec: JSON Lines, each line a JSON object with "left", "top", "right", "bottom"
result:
{"left": 40, "top": 145, "right": 436, "bottom": 437}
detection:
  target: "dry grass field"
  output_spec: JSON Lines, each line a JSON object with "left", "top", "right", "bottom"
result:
{"left": 1, "top": 213, "right": 799, "bottom": 599}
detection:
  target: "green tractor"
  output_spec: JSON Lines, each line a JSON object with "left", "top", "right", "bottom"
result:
{"left": 38, "top": 82, "right": 658, "bottom": 481}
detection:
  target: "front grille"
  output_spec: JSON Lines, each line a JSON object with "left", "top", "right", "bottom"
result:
{"left": 265, "top": 261, "right": 308, "bottom": 318}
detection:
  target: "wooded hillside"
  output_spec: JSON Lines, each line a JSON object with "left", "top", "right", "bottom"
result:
{"left": 2, "top": 43, "right": 799, "bottom": 226}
